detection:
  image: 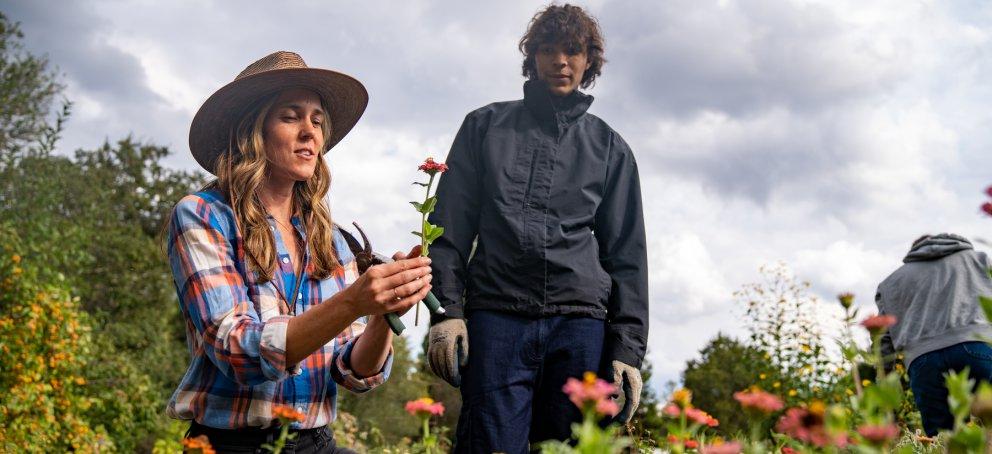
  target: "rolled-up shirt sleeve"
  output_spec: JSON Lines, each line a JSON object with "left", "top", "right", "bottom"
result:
{"left": 330, "top": 318, "right": 393, "bottom": 393}
{"left": 168, "top": 195, "right": 299, "bottom": 386}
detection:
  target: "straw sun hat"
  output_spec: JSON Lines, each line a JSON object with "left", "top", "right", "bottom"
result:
{"left": 189, "top": 51, "right": 368, "bottom": 174}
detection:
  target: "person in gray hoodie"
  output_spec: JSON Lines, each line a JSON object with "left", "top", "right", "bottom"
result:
{"left": 875, "top": 233, "right": 992, "bottom": 435}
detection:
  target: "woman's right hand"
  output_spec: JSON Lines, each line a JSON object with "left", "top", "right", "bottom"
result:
{"left": 344, "top": 256, "right": 432, "bottom": 317}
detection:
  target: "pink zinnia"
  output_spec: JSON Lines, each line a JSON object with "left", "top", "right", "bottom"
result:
{"left": 701, "top": 441, "right": 743, "bottom": 454}
{"left": 781, "top": 448, "right": 798, "bottom": 454}
{"left": 776, "top": 404, "right": 848, "bottom": 448}
{"left": 734, "top": 389, "right": 784, "bottom": 414}
{"left": 982, "top": 202, "right": 992, "bottom": 217}
{"left": 857, "top": 424, "right": 900, "bottom": 445}
{"left": 405, "top": 397, "right": 445, "bottom": 417}
{"left": 418, "top": 157, "right": 449, "bottom": 175}
{"left": 861, "top": 314, "right": 897, "bottom": 332}
{"left": 562, "top": 372, "right": 619, "bottom": 417}
{"left": 663, "top": 404, "right": 681, "bottom": 417}
{"left": 685, "top": 407, "right": 719, "bottom": 427}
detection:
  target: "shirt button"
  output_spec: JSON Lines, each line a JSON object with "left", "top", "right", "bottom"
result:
{"left": 282, "top": 257, "right": 290, "bottom": 264}
{"left": 270, "top": 225, "right": 275, "bottom": 231}
{"left": 297, "top": 294, "right": 303, "bottom": 301}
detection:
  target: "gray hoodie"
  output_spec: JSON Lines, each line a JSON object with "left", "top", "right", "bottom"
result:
{"left": 875, "top": 233, "right": 992, "bottom": 369}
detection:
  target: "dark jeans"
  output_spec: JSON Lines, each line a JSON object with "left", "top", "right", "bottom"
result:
{"left": 187, "top": 421, "right": 356, "bottom": 454}
{"left": 908, "top": 341, "right": 992, "bottom": 436}
{"left": 454, "top": 310, "right": 606, "bottom": 454}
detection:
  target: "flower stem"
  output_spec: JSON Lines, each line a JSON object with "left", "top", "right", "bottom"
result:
{"left": 416, "top": 173, "right": 436, "bottom": 327}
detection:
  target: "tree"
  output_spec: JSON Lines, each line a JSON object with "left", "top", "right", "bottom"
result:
{"left": 736, "top": 262, "right": 838, "bottom": 407}
{"left": 0, "top": 12, "right": 67, "bottom": 165}
{"left": 681, "top": 333, "right": 766, "bottom": 436}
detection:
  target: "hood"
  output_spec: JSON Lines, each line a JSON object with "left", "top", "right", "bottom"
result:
{"left": 903, "top": 233, "right": 973, "bottom": 263}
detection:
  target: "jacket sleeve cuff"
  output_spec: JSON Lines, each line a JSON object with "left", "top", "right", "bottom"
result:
{"left": 258, "top": 315, "right": 302, "bottom": 381}
{"left": 331, "top": 338, "right": 393, "bottom": 393}
{"left": 430, "top": 286, "right": 465, "bottom": 324}
{"left": 605, "top": 339, "right": 643, "bottom": 369}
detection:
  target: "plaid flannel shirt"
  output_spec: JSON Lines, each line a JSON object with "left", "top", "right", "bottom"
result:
{"left": 166, "top": 189, "right": 391, "bottom": 429}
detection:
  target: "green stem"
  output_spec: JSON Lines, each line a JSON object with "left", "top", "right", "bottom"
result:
{"left": 422, "top": 416, "right": 432, "bottom": 453}
{"left": 421, "top": 173, "right": 436, "bottom": 256}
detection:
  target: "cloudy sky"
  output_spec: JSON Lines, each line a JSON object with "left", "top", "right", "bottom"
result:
{"left": 5, "top": 0, "right": 992, "bottom": 392}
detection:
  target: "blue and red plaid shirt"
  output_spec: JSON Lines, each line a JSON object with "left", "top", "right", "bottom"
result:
{"left": 165, "top": 189, "right": 391, "bottom": 429}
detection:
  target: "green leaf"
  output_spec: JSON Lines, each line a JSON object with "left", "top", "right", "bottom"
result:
{"left": 410, "top": 201, "right": 424, "bottom": 212}
{"left": 412, "top": 182, "right": 429, "bottom": 187}
{"left": 425, "top": 196, "right": 438, "bottom": 213}
{"left": 980, "top": 295, "right": 992, "bottom": 323}
{"left": 426, "top": 226, "right": 445, "bottom": 242}
{"left": 411, "top": 231, "right": 422, "bottom": 239}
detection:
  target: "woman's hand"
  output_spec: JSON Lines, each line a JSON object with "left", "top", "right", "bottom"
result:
{"left": 344, "top": 249, "right": 432, "bottom": 318}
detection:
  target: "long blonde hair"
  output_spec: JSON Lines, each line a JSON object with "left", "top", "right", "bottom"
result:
{"left": 210, "top": 90, "right": 340, "bottom": 283}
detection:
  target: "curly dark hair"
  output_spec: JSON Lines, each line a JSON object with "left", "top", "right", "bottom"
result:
{"left": 518, "top": 4, "right": 606, "bottom": 89}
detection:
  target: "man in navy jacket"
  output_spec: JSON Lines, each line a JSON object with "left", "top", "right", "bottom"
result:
{"left": 426, "top": 4, "right": 649, "bottom": 452}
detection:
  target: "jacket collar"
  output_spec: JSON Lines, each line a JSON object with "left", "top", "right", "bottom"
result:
{"left": 523, "top": 79, "right": 593, "bottom": 127}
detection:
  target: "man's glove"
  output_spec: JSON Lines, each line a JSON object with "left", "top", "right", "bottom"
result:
{"left": 428, "top": 318, "right": 469, "bottom": 387}
{"left": 612, "top": 360, "right": 642, "bottom": 424}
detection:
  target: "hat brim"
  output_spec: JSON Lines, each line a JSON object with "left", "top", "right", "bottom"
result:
{"left": 189, "top": 67, "right": 368, "bottom": 175}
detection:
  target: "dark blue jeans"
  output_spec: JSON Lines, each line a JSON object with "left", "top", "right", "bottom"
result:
{"left": 908, "top": 341, "right": 992, "bottom": 436}
{"left": 454, "top": 310, "right": 606, "bottom": 454}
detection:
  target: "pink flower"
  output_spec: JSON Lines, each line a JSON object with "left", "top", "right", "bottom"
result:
{"left": 562, "top": 372, "right": 619, "bottom": 417}
{"left": 685, "top": 407, "right": 719, "bottom": 427}
{"left": 781, "top": 448, "right": 798, "bottom": 454}
{"left": 684, "top": 440, "right": 699, "bottom": 449}
{"left": 405, "top": 397, "right": 445, "bottom": 417}
{"left": 857, "top": 424, "right": 900, "bottom": 445}
{"left": 701, "top": 441, "right": 743, "bottom": 454}
{"left": 982, "top": 202, "right": 992, "bottom": 217}
{"left": 418, "top": 157, "right": 448, "bottom": 175}
{"left": 734, "top": 389, "right": 784, "bottom": 414}
{"left": 985, "top": 186, "right": 992, "bottom": 198}
{"left": 775, "top": 403, "right": 848, "bottom": 448}
{"left": 861, "top": 314, "right": 897, "bottom": 333}
{"left": 663, "top": 404, "right": 681, "bottom": 417}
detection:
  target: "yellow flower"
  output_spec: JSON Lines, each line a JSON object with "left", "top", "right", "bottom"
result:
{"left": 800, "top": 344, "right": 811, "bottom": 353}
{"left": 11, "top": 254, "right": 20, "bottom": 264}
{"left": 788, "top": 389, "right": 797, "bottom": 397}
{"left": 74, "top": 377, "right": 86, "bottom": 385}
{"left": 672, "top": 388, "right": 693, "bottom": 408}
{"left": 772, "top": 381, "right": 781, "bottom": 389}
{"left": 11, "top": 267, "right": 21, "bottom": 276}
{"left": 846, "top": 388, "right": 854, "bottom": 396}
{"left": 759, "top": 373, "right": 767, "bottom": 380}
{"left": 862, "top": 379, "right": 871, "bottom": 387}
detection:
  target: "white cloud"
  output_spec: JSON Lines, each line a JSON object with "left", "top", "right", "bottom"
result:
{"left": 5, "top": 0, "right": 992, "bottom": 394}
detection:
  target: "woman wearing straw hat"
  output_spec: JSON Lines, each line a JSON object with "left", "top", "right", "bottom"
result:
{"left": 165, "top": 51, "right": 431, "bottom": 452}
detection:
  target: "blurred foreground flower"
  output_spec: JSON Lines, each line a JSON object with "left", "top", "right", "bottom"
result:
{"left": 272, "top": 404, "right": 305, "bottom": 423}
{"left": 405, "top": 397, "right": 445, "bottom": 417}
{"left": 775, "top": 402, "right": 848, "bottom": 448}
{"left": 734, "top": 389, "right": 784, "bottom": 414}
{"left": 562, "top": 371, "right": 619, "bottom": 417}
{"left": 181, "top": 435, "right": 215, "bottom": 454}
{"left": 860, "top": 314, "right": 897, "bottom": 334}
{"left": 856, "top": 423, "right": 900, "bottom": 446}
{"left": 700, "top": 440, "right": 742, "bottom": 454}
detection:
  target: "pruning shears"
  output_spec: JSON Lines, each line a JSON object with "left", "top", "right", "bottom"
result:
{"left": 341, "top": 222, "right": 444, "bottom": 335}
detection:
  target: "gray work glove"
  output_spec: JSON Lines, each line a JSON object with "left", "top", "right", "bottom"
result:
{"left": 612, "top": 360, "right": 642, "bottom": 424}
{"left": 428, "top": 318, "right": 469, "bottom": 387}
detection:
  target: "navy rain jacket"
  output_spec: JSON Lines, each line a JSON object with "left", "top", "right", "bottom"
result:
{"left": 428, "top": 80, "right": 649, "bottom": 367}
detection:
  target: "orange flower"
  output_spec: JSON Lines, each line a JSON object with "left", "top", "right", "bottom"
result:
{"left": 10, "top": 254, "right": 20, "bottom": 264}
{"left": 272, "top": 404, "right": 306, "bottom": 422}
{"left": 181, "top": 435, "right": 215, "bottom": 454}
